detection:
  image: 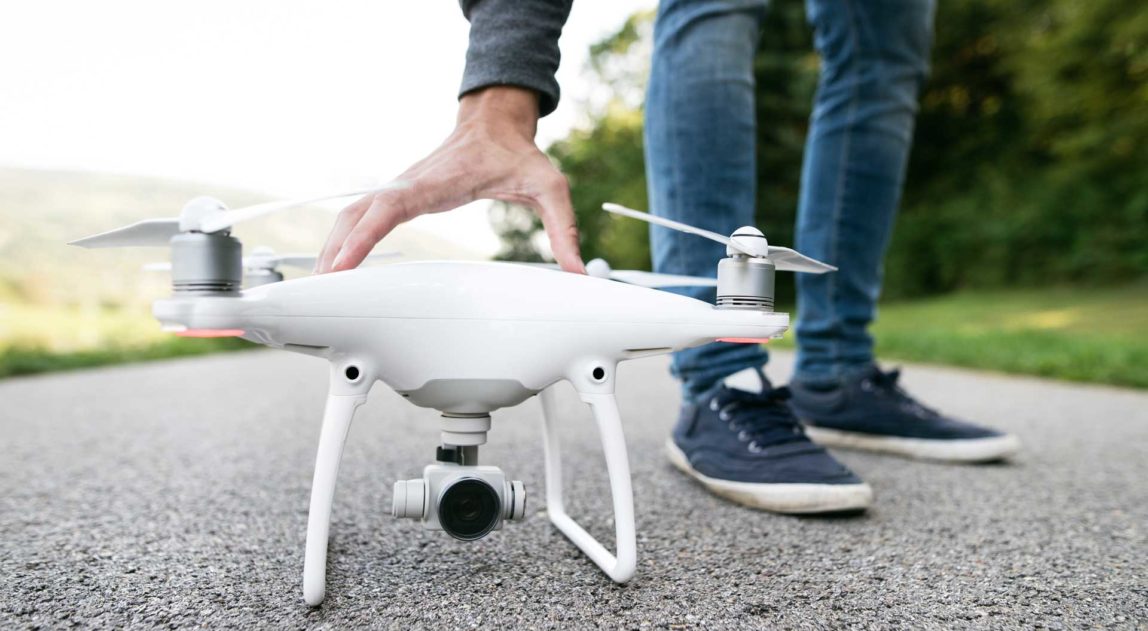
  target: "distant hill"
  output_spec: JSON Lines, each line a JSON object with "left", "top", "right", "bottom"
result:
{"left": 0, "top": 168, "right": 478, "bottom": 307}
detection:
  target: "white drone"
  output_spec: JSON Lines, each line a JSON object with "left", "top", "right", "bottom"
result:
{"left": 70, "top": 189, "right": 834, "bottom": 606}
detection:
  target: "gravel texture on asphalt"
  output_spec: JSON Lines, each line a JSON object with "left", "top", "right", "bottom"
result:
{"left": 2, "top": 350, "right": 1145, "bottom": 630}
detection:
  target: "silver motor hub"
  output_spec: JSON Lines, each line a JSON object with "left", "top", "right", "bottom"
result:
{"left": 170, "top": 231, "right": 243, "bottom": 294}
{"left": 716, "top": 255, "right": 776, "bottom": 311}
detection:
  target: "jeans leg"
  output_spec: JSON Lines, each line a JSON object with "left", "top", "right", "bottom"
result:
{"left": 794, "top": 0, "right": 936, "bottom": 383}
{"left": 646, "top": 0, "right": 771, "bottom": 400}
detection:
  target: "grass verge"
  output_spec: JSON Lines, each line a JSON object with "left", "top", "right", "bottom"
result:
{"left": 0, "top": 337, "right": 253, "bottom": 379}
{"left": 772, "top": 284, "right": 1148, "bottom": 388}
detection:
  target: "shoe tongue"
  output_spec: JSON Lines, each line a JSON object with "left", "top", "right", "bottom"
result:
{"left": 722, "top": 366, "right": 770, "bottom": 394}
{"left": 857, "top": 363, "right": 897, "bottom": 387}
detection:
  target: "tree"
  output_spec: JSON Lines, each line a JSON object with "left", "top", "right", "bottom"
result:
{"left": 492, "top": 0, "right": 1148, "bottom": 297}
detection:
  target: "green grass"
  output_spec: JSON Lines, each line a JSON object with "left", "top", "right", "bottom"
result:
{"left": 772, "top": 284, "right": 1148, "bottom": 388}
{"left": 0, "top": 337, "right": 253, "bottom": 378}
{"left": 0, "top": 303, "right": 254, "bottom": 379}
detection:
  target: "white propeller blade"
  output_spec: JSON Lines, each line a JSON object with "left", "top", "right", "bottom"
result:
{"left": 69, "top": 218, "right": 182, "bottom": 248}
{"left": 272, "top": 251, "right": 402, "bottom": 269}
{"left": 196, "top": 182, "right": 409, "bottom": 234}
{"left": 516, "top": 258, "right": 716, "bottom": 287}
{"left": 72, "top": 183, "right": 410, "bottom": 248}
{"left": 601, "top": 203, "right": 748, "bottom": 255}
{"left": 608, "top": 269, "right": 718, "bottom": 288}
{"left": 764, "top": 247, "right": 837, "bottom": 273}
{"left": 271, "top": 254, "right": 320, "bottom": 269}
{"left": 601, "top": 202, "right": 836, "bottom": 273}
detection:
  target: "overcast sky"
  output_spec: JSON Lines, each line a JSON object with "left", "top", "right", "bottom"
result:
{"left": 0, "top": 1, "right": 655, "bottom": 255}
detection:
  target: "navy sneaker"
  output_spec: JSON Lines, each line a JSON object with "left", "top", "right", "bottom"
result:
{"left": 790, "top": 365, "right": 1021, "bottom": 463}
{"left": 667, "top": 367, "right": 873, "bottom": 514}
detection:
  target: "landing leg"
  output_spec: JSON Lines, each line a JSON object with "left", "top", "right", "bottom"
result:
{"left": 540, "top": 386, "right": 637, "bottom": 583}
{"left": 302, "top": 391, "right": 368, "bottom": 606}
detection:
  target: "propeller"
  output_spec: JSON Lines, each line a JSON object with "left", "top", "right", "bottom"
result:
{"left": 601, "top": 203, "right": 836, "bottom": 273}
{"left": 517, "top": 259, "right": 717, "bottom": 288}
{"left": 144, "top": 247, "right": 402, "bottom": 273}
{"left": 71, "top": 218, "right": 186, "bottom": 248}
{"left": 69, "top": 183, "right": 408, "bottom": 249}
{"left": 584, "top": 258, "right": 716, "bottom": 287}
{"left": 242, "top": 247, "right": 402, "bottom": 272}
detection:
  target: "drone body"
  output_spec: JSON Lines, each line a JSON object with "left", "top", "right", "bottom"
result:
{"left": 157, "top": 261, "right": 788, "bottom": 413}
{"left": 71, "top": 191, "right": 832, "bottom": 606}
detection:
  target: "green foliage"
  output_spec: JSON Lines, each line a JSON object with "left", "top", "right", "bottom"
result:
{"left": 891, "top": 0, "right": 1148, "bottom": 295}
{"left": 547, "top": 106, "right": 652, "bottom": 270}
{"left": 490, "top": 106, "right": 651, "bottom": 269}
{"left": 492, "top": 0, "right": 1148, "bottom": 299}
{"left": 491, "top": 10, "right": 655, "bottom": 270}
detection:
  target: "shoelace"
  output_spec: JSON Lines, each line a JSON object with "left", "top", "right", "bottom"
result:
{"left": 864, "top": 368, "right": 938, "bottom": 418}
{"left": 710, "top": 386, "right": 808, "bottom": 452}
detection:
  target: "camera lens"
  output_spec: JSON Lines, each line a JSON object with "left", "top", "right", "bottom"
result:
{"left": 438, "top": 477, "right": 501, "bottom": 541}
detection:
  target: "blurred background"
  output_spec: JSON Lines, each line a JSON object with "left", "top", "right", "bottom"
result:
{"left": 1, "top": 0, "right": 1145, "bottom": 387}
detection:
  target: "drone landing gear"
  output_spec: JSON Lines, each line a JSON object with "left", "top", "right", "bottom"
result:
{"left": 539, "top": 386, "right": 637, "bottom": 584}
{"left": 301, "top": 365, "right": 637, "bottom": 606}
{"left": 302, "top": 392, "right": 366, "bottom": 606}
{"left": 303, "top": 363, "right": 373, "bottom": 607}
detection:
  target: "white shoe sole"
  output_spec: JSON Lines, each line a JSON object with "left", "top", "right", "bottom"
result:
{"left": 803, "top": 426, "right": 1021, "bottom": 463}
{"left": 665, "top": 440, "right": 873, "bottom": 514}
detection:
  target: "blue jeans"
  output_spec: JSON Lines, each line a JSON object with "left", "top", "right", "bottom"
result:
{"left": 645, "top": 0, "right": 935, "bottom": 399}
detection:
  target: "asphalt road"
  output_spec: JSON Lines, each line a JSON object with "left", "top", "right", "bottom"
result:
{"left": 2, "top": 350, "right": 1145, "bottom": 629}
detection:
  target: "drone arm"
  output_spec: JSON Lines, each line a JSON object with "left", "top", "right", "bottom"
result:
{"left": 540, "top": 383, "right": 637, "bottom": 583}
{"left": 302, "top": 366, "right": 373, "bottom": 606}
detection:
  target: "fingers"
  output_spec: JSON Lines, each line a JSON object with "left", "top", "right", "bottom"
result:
{"left": 324, "top": 175, "right": 466, "bottom": 273}
{"left": 328, "top": 193, "right": 412, "bottom": 272}
{"left": 315, "top": 121, "right": 585, "bottom": 275}
{"left": 316, "top": 194, "right": 373, "bottom": 273}
{"left": 532, "top": 174, "right": 585, "bottom": 274}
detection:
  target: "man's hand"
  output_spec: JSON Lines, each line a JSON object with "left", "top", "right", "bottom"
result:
{"left": 315, "top": 86, "right": 585, "bottom": 274}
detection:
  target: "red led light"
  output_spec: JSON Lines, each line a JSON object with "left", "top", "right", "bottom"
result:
{"left": 717, "top": 337, "right": 772, "bottom": 344}
{"left": 175, "top": 329, "right": 246, "bottom": 338}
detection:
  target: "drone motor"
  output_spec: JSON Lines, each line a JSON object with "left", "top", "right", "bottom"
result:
{"left": 602, "top": 203, "right": 838, "bottom": 313}
{"left": 716, "top": 254, "right": 776, "bottom": 311}
{"left": 169, "top": 231, "right": 244, "bottom": 294}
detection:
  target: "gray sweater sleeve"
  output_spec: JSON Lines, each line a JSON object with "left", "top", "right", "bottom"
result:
{"left": 458, "top": 0, "right": 574, "bottom": 117}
